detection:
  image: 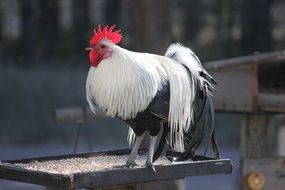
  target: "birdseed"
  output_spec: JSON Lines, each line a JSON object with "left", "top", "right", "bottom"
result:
{"left": 14, "top": 154, "right": 173, "bottom": 175}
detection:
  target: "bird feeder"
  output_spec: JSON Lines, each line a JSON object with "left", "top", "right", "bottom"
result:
{"left": 0, "top": 149, "right": 232, "bottom": 189}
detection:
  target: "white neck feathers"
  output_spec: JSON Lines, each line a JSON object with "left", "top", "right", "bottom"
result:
{"left": 86, "top": 45, "right": 166, "bottom": 119}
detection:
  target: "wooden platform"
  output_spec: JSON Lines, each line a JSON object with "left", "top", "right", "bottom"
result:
{"left": 0, "top": 149, "right": 232, "bottom": 189}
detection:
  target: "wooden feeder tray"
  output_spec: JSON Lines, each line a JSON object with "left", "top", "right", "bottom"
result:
{"left": 0, "top": 149, "right": 232, "bottom": 189}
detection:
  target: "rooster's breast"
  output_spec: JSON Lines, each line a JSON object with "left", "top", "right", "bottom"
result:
{"left": 123, "top": 81, "right": 170, "bottom": 136}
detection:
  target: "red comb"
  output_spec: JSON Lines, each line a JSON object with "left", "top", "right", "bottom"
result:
{"left": 89, "top": 25, "right": 122, "bottom": 46}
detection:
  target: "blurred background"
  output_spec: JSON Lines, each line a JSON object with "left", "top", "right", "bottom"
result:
{"left": 0, "top": 0, "right": 284, "bottom": 189}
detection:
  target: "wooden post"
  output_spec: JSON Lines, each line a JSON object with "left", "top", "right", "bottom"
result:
{"left": 240, "top": 114, "right": 276, "bottom": 190}
{"left": 276, "top": 115, "right": 285, "bottom": 156}
{"left": 240, "top": 114, "right": 275, "bottom": 158}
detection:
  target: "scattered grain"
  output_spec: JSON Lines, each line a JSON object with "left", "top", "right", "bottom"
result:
{"left": 14, "top": 154, "right": 173, "bottom": 175}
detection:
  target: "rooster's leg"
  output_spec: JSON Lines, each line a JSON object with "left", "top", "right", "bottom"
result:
{"left": 146, "top": 135, "right": 157, "bottom": 172}
{"left": 126, "top": 132, "right": 145, "bottom": 168}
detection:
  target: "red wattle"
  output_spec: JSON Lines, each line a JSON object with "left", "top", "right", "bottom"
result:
{"left": 89, "top": 50, "right": 102, "bottom": 67}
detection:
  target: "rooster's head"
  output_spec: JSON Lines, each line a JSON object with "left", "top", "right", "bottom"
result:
{"left": 87, "top": 25, "right": 122, "bottom": 67}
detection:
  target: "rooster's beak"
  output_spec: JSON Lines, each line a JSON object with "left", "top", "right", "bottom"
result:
{"left": 85, "top": 47, "right": 92, "bottom": 51}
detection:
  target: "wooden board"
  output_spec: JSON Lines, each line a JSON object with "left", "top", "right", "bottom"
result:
{"left": 257, "top": 93, "right": 285, "bottom": 112}
{"left": 54, "top": 107, "right": 106, "bottom": 124}
{"left": 240, "top": 114, "right": 275, "bottom": 158}
{"left": 208, "top": 64, "right": 258, "bottom": 112}
{"left": 0, "top": 149, "right": 232, "bottom": 189}
{"left": 204, "top": 50, "right": 285, "bottom": 70}
{"left": 241, "top": 157, "right": 285, "bottom": 190}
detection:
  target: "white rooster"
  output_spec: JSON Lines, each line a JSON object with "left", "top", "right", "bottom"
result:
{"left": 86, "top": 25, "right": 219, "bottom": 171}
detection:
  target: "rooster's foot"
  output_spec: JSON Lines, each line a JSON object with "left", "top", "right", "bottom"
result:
{"left": 146, "top": 161, "right": 156, "bottom": 172}
{"left": 126, "top": 161, "right": 138, "bottom": 168}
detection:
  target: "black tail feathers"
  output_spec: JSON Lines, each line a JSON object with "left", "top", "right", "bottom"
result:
{"left": 153, "top": 123, "right": 169, "bottom": 162}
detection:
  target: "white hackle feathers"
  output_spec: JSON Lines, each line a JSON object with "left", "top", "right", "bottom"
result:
{"left": 86, "top": 41, "right": 167, "bottom": 119}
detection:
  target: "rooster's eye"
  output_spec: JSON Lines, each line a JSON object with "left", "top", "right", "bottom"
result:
{"left": 100, "top": 44, "right": 106, "bottom": 49}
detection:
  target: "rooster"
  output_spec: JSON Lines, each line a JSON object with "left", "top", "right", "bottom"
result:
{"left": 86, "top": 25, "right": 219, "bottom": 171}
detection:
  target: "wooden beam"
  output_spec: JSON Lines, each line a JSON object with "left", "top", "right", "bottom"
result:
{"left": 54, "top": 107, "right": 106, "bottom": 124}
{"left": 257, "top": 93, "right": 285, "bottom": 112}
{"left": 209, "top": 64, "right": 258, "bottom": 112}
{"left": 204, "top": 50, "right": 285, "bottom": 70}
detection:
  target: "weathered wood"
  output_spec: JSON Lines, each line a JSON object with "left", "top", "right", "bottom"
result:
{"left": 54, "top": 107, "right": 106, "bottom": 124}
{"left": 0, "top": 162, "right": 73, "bottom": 190}
{"left": 242, "top": 157, "right": 285, "bottom": 190}
{"left": 0, "top": 149, "right": 232, "bottom": 189}
{"left": 257, "top": 93, "right": 285, "bottom": 112}
{"left": 240, "top": 114, "right": 277, "bottom": 190}
{"left": 209, "top": 64, "right": 258, "bottom": 112}
{"left": 72, "top": 158, "right": 231, "bottom": 188}
{"left": 273, "top": 115, "right": 285, "bottom": 156}
{"left": 240, "top": 114, "right": 275, "bottom": 158}
{"left": 204, "top": 50, "right": 285, "bottom": 70}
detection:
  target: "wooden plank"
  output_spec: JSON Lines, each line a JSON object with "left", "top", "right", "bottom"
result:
{"left": 0, "top": 162, "right": 73, "bottom": 190}
{"left": 54, "top": 107, "right": 106, "bottom": 124}
{"left": 241, "top": 157, "right": 285, "bottom": 190}
{"left": 72, "top": 159, "right": 232, "bottom": 188}
{"left": 258, "top": 93, "right": 285, "bottom": 112}
{"left": 209, "top": 64, "right": 258, "bottom": 112}
{"left": 204, "top": 50, "right": 285, "bottom": 70}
